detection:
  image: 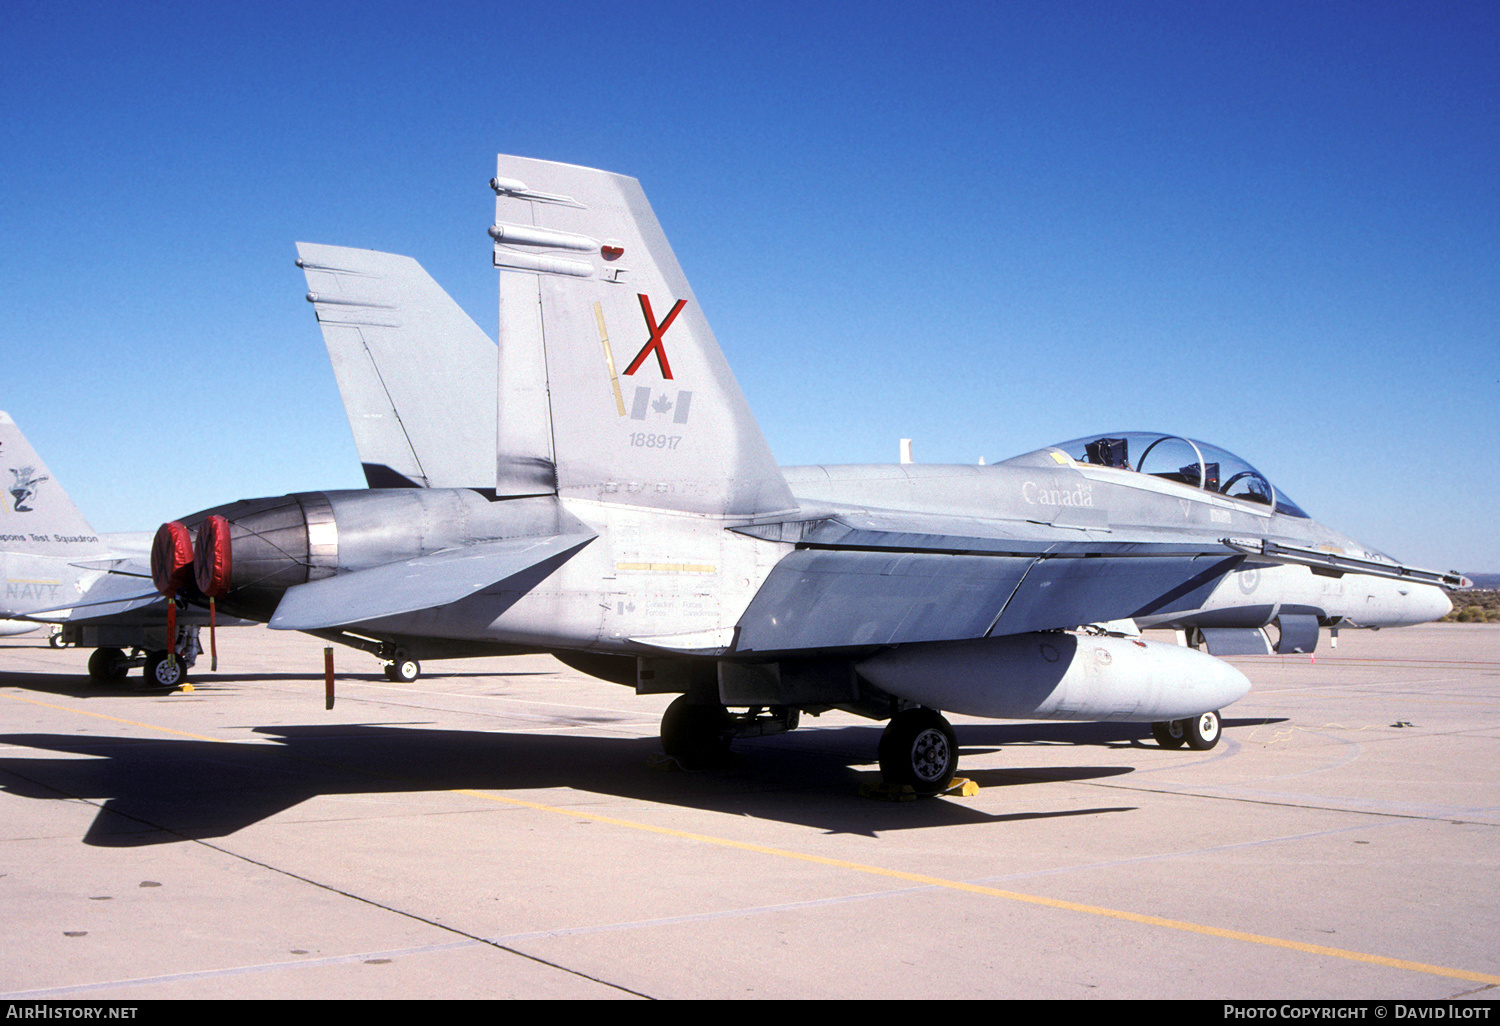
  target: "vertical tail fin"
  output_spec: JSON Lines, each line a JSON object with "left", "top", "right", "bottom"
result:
{"left": 296, "top": 243, "right": 498, "bottom": 490}
{"left": 492, "top": 155, "right": 795, "bottom": 518}
{"left": 0, "top": 411, "right": 106, "bottom": 557}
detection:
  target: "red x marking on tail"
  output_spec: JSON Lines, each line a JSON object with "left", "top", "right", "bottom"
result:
{"left": 623, "top": 294, "right": 686, "bottom": 380}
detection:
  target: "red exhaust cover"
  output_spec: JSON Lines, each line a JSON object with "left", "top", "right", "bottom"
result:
{"left": 151, "top": 521, "right": 194, "bottom": 597}
{"left": 193, "top": 514, "right": 233, "bottom": 597}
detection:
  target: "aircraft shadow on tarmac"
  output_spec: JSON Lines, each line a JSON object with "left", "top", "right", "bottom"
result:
{"left": 957, "top": 718, "right": 1277, "bottom": 748}
{"left": 0, "top": 669, "right": 1289, "bottom": 845}
{"left": 0, "top": 667, "right": 557, "bottom": 701}
{"left": 0, "top": 714, "right": 1152, "bottom": 846}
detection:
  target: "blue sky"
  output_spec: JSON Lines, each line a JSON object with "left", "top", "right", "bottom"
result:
{"left": 2, "top": 1, "right": 1496, "bottom": 572}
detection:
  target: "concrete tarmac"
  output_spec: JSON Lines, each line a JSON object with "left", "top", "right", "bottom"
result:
{"left": 0, "top": 623, "right": 1496, "bottom": 1000}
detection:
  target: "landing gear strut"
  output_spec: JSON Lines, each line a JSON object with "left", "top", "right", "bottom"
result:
{"left": 878, "top": 708, "right": 958, "bottom": 794}
{"left": 1152, "top": 710, "right": 1221, "bottom": 751}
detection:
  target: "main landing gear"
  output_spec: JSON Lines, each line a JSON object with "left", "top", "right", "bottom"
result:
{"left": 145, "top": 650, "right": 187, "bottom": 689}
{"left": 878, "top": 708, "right": 958, "bottom": 794}
{"left": 657, "top": 696, "right": 961, "bottom": 795}
{"left": 657, "top": 696, "right": 800, "bottom": 770}
{"left": 87, "top": 646, "right": 193, "bottom": 689}
{"left": 1151, "top": 710, "right": 1222, "bottom": 751}
{"left": 85, "top": 628, "right": 201, "bottom": 690}
{"left": 87, "top": 647, "right": 131, "bottom": 684}
{"left": 660, "top": 696, "right": 732, "bottom": 767}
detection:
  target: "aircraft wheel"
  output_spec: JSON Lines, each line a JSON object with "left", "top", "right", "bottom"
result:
{"left": 1185, "top": 710, "right": 1221, "bottom": 751}
{"left": 48, "top": 628, "right": 66, "bottom": 649}
{"left": 87, "top": 647, "right": 130, "bottom": 685}
{"left": 660, "top": 695, "right": 731, "bottom": 767}
{"left": 143, "top": 651, "right": 186, "bottom": 689}
{"left": 1151, "top": 720, "right": 1188, "bottom": 749}
{"left": 878, "top": 708, "right": 958, "bottom": 794}
{"left": 384, "top": 656, "right": 420, "bottom": 682}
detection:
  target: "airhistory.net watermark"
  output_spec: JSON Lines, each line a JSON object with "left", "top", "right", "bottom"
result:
{"left": 5, "top": 1009, "right": 137, "bottom": 1019}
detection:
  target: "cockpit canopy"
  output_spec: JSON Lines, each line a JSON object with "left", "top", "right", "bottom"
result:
{"left": 1009, "top": 432, "right": 1309, "bottom": 518}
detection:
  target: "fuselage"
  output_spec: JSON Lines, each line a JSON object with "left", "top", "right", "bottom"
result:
{"left": 780, "top": 458, "right": 1450, "bottom": 632}
{"left": 181, "top": 441, "right": 1450, "bottom": 657}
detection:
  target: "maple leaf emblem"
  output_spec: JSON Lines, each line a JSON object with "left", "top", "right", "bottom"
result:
{"left": 650, "top": 393, "right": 673, "bottom": 416}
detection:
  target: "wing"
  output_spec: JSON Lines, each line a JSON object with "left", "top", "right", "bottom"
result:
{"left": 731, "top": 513, "right": 1242, "bottom": 653}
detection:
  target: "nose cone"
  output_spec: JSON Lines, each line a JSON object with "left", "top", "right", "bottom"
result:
{"left": 1393, "top": 582, "right": 1453, "bottom": 625}
{"left": 1413, "top": 584, "right": 1453, "bottom": 624}
{"left": 1361, "top": 579, "right": 1452, "bottom": 626}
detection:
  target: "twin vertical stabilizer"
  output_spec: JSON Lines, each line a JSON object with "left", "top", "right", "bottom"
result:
{"left": 297, "top": 243, "right": 498, "bottom": 490}
{"left": 492, "top": 156, "right": 795, "bottom": 518}
{"left": 0, "top": 411, "right": 106, "bottom": 558}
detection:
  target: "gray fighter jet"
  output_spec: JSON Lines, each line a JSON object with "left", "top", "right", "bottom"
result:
{"left": 292, "top": 242, "right": 1456, "bottom": 669}
{"left": 151, "top": 156, "right": 1462, "bottom": 792}
{"left": 0, "top": 411, "right": 236, "bottom": 687}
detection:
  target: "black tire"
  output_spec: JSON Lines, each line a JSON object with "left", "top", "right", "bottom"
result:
{"left": 385, "top": 656, "right": 420, "bottom": 683}
{"left": 87, "top": 647, "right": 130, "bottom": 685}
{"left": 143, "top": 651, "right": 186, "bottom": 689}
{"left": 1185, "top": 710, "right": 1222, "bottom": 751}
{"left": 48, "top": 630, "right": 66, "bottom": 649}
{"left": 1151, "top": 720, "right": 1188, "bottom": 749}
{"left": 878, "top": 708, "right": 958, "bottom": 794}
{"left": 660, "top": 695, "right": 732, "bottom": 767}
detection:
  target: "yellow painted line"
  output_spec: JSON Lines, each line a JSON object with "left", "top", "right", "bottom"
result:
{"left": 2, "top": 691, "right": 221, "bottom": 743}
{"left": 447, "top": 790, "right": 1500, "bottom": 986}
{"left": 594, "top": 301, "right": 627, "bottom": 418}
{"left": 8, "top": 689, "right": 1495, "bottom": 987}
{"left": 615, "top": 563, "right": 716, "bottom": 573}
{"left": 1316, "top": 659, "right": 1500, "bottom": 669}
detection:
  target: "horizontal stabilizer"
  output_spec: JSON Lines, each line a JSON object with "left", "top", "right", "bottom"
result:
{"left": 7, "top": 552, "right": 161, "bottom": 619}
{"left": 6, "top": 587, "right": 164, "bottom": 621}
{"left": 68, "top": 566, "right": 165, "bottom": 617}
{"left": 67, "top": 558, "right": 148, "bottom": 574}
{"left": 269, "top": 532, "right": 596, "bottom": 631}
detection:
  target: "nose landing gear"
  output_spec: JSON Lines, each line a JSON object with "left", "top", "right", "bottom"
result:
{"left": 1152, "top": 710, "right": 1221, "bottom": 750}
{"left": 384, "top": 651, "right": 421, "bottom": 682}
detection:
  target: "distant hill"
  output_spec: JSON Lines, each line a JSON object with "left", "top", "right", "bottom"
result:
{"left": 1465, "top": 573, "right": 1500, "bottom": 589}
{"left": 1444, "top": 587, "right": 1500, "bottom": 623}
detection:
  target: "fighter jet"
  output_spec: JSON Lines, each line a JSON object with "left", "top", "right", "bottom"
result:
{"left": 292, "top": 242, "right": 1456, "bottom": 670}
{"left": 0, "top": 412, "right": 236, "bottom": 687}
{"left": 150, "top": 156, "right": 1463, "bottom": 792}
